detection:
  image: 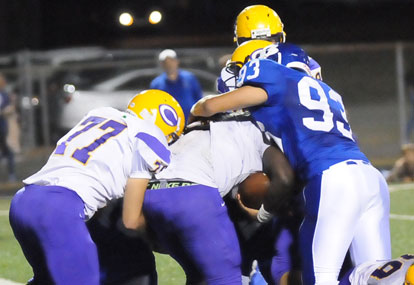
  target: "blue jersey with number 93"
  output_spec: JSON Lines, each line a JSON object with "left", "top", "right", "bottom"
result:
{"left": 238, "top": 59, "right": 368, "bottom": 181}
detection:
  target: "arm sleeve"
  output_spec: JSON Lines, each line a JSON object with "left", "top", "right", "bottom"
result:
{"left": 130, "top": 128, "right": 171, "bottom": 178}
{"left": 130, "top": 150, "right": 153, "bottom": 179}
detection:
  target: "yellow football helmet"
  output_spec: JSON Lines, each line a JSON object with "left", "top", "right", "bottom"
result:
{"left": 406, "top": 264, "right": 414, "bottom": 285}
{"left": 127, "top": 89, "right": 185, "bottom": 143}
{"left": 227, "top": 40, "right": 273, "bottom": 74}
{"left": 234, "top": 5, "right": 286, "bottom": 46}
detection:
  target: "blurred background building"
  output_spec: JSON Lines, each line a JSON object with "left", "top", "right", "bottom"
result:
{"left": 0, "top": 0, "right": 414, "bottom": 182}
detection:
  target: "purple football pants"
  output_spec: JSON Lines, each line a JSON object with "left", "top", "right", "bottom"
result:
{"left": 143, "top": 184, "right": 242, "bottom": 285}
{"left": 9, "top": 184, "right": 99, "bottom": 285}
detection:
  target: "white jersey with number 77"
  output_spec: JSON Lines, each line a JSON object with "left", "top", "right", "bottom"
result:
{"left": 24, "top": 107, "right": 170, "bottom": 219}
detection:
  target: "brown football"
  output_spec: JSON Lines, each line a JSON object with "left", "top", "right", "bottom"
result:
{"left": 238, "top": 172, "right": 270, "bottom": 209}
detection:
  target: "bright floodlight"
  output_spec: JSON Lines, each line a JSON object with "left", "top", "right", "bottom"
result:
{"left": 119, "top": 12, "right": 134, "bottom": 26}
{"left": 149, "top": 10, "right": 162, "bottom": 24}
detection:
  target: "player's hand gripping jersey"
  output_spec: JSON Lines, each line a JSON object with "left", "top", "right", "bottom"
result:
{"left": 237, "top": 58, "right": 368, "bottom": 181}
{"left": 24, "top": 107, "right": 170, "bottom": 219}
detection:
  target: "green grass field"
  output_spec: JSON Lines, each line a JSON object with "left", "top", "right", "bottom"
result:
{"left": 0, "top": 183, "right": 413, "bottom": 284}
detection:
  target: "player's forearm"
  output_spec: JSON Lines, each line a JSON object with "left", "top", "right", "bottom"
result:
{"left": 191, "top": 95, "right": 220, "bottom": 117}
{"left": 122, "top": 178, "right": 149, "bottom": 230}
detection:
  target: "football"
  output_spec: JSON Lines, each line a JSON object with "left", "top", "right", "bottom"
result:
{"left": 238, "top": 172, "right": 270, "bottom": 209}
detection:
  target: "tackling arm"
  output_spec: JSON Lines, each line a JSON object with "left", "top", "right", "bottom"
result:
{"left": 190, "top": 85, "right": 268, "bottom": 118}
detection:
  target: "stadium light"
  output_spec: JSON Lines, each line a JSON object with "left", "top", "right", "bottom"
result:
{"left": 148, "top": 10, "right": 162, "bottom": 25}
{"left": 119, "top": 12, "right": 134, "bottom": 26}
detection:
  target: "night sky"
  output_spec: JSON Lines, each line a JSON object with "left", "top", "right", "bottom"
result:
{"left": 0, "top": 0, "right": 413, "bottom": 53}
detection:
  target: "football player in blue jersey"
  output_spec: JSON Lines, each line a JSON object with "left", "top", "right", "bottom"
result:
{"left": 191, "top": 42, "right": 391, "bottom": 285}
{"left": 225, "top": 8, "right": 320, "bottom": 284}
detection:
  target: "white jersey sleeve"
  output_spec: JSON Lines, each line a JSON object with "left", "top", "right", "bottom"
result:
{"left": 348, "top": 255, "right": 414, "bottom": 285}
{"left": 23, "top": 107, "right": 170, "bottom": 219}
{"left": 131, "top": 124, "right": 171, "bottom": 178}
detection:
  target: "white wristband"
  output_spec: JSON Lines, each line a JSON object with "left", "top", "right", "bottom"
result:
{"left": 257, "top": 204, "right": 273, "bottom": 223}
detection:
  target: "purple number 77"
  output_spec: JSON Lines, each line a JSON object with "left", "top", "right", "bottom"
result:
{"left": 54, "top": 116, "right": 127, "bottom": 164}
{"left": 55, "top": 116, "right": 105, "bottom": 155}
{"left": 72, "top": 119, "right": 127, "bottom": 164}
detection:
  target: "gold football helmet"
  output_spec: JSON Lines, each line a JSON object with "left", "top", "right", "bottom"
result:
{"left": 234, "top": 5, "right": 286, "bottom": 46}
{"left": 227, "top": 39, "right": 273, "bottom": 75}
{"left": 127, "top": 89, "right": 185, "bottom": 143}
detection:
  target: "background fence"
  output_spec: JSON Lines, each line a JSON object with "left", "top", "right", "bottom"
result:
{"left": 1, "top": 42, "right": 414, "bottom": 169}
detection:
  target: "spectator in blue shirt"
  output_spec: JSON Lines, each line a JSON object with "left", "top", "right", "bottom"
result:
{"left": 150, "top": 49, "right": 203, "bottom": 121}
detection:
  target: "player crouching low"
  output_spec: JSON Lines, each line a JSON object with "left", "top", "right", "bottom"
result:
{"left": 9, "top": 89, "right": 184, "bottom": 285}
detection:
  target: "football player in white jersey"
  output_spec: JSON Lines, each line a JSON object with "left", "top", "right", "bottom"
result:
{"left": 339, "top": 254, "right": 414, "bottom": 285}
{"left": 8, "top": 90, "right": 184, "bottom": 285}
{"left": 140, "top": 112, "right": 297, "bottom": 285}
